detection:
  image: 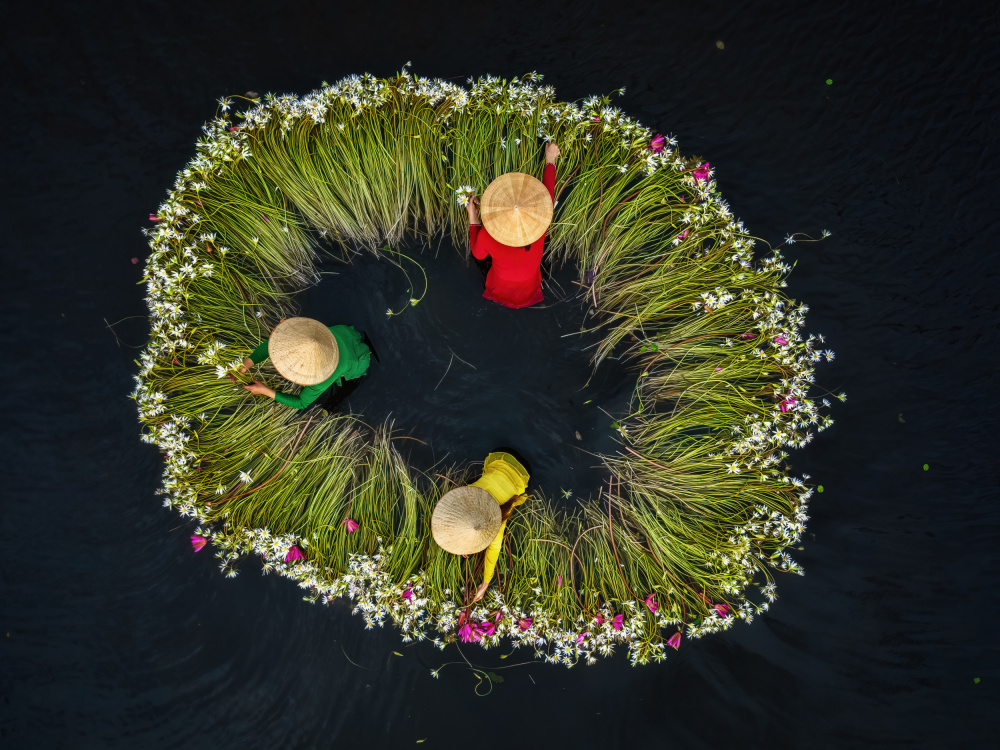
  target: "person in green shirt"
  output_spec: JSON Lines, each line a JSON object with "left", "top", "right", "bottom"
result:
{"left": 238, "top": 317, "right": 372, "bottom": 410}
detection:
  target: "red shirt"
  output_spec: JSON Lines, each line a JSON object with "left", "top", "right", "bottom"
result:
{"left": 469, "top": 163, "right": 556, "bottom": 309}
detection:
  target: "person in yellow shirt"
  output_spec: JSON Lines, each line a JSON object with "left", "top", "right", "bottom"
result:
{"left": 431, "top": 452, "right": 530, "bottom": 603}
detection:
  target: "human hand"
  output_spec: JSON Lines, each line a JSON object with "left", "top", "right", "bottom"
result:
{"left": 466, "top": 194, "right": 480, "bottom": 223}
{"left": 473, "top": 581, "right": 488, "bottom": 602}
{"left": 243, "top": 381, "right": 275, "bottom": 398}
{"left": 544, "top": 142, "right": 560, "bottom": 164}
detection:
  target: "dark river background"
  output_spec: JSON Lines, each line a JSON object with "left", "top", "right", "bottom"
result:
{"left": 2, "top": 0, "right": 997, "bottom": 746}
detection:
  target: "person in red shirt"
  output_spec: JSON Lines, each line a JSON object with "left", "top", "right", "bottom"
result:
{"left": 465, "top": 143, "right": 560, "bottom": 309}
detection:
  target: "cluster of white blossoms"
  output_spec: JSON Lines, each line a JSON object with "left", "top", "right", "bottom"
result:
{"left": 133, "top": 71, "right": 836, "bottom": 666}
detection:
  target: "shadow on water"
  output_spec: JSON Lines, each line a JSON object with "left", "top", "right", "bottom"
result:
{"left": 293, "top": 240, "right": 635, "bottom": 502}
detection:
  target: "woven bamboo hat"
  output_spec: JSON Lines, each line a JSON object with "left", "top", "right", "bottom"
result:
{"left": 480, "top": 172, "right": 554, "bottom": 247}
{"left": 268, "top": 317, "right": 339, "bottom": 386}
{"left": 431, "top": 486, "right": 502, "bottom": 555}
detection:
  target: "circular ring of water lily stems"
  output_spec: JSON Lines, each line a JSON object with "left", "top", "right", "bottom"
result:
{"left": 135, "top": 70, "right": 837, "bottom": 667}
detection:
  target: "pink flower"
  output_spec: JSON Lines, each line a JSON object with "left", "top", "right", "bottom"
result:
{"left": 714, "top": 603, "right": 730, "bottom": 617}
{"left": 195, "top": 201, "right": 202, "bottom": 206}
{"left": 190, "top": 535, "right": 207, "bottom": 552}
{"left": 741, "top": 333, "right": 756, "bottom": 340}
{"left": 457, "top": 610, "right": 468, "bottom": 628}
{"left": 131, "top": 257, "right": 139, "bottom": 264}
{"left": 678, "top": 228, "right": 689, "bottom": 241}
{"left": 774, "top": 335, "right": 789, "bottom": 346}
{"left": 284, "top": 545, "right": 305, "bottom": 562}
{"left": 494, "top": 611, "right": 503, "bottom": 623}
{"left": 518, "top": 617, "right": 533, "bottom": 632}
{"left": 402, "top": 588, "right": 413, "bottom": 600}
{"left": 262, "top": 215, "right": 269, "bottom": 222}
{"left": 172, "top": 359, "right": 180, "bottom": 365}
{"left": 577, "top": 632, "right": 589, "bottom": 644}
{"left": 693, "top": 162, "right": 711, "bottom": 182}
{"left": 612, "top": 614, "right": 624, "bottom": 631}
{"left": 342, "top": 518, "right": 359, "bottom": 533}
{"left": 595, "top": 614, "right": 604, "bottom": 626}
{"left": 229, "top": 126, "right": 239, "bottom": 132}
{"left": 592, "top": 115, "right": 601, "bottom": 122}
{"left": 780, "top": 396, "right": 797, "bottom": 413}
{"left": 715, "top": 367, "right": 723, "bottom": 371}
{"left": 647, "top": 134, "right": 666, "bottom": 153}
{"left": 148, "top": 214, "right": 159, "bottom": 222}
{"left": 667, "top": 631, "right": 682, "bottom": 650}
{"left": 645, "top": 594, "right": 658, "bottom": 613}
{"left": 459, "top": 623, "right": 476, "bottom": 642}
{"left": 481, "top": 621, "right": 496, "bottom": 637}
{"left": 557, "top": 575, "right": 563, "bottom": 587}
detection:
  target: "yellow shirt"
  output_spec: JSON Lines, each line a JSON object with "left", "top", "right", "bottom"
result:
{"left": 471, "top": 452, "right": 530, "bottom": 589}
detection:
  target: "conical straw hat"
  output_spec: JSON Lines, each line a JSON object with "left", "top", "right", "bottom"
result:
{"left": 431, "top": 486, "right": 502, "bottom": 555}
{"left": 268, "top": 317, "right": 339, "bottom": 386}
{"left": 480, "top": 172, "right": 554, "bottom": 247}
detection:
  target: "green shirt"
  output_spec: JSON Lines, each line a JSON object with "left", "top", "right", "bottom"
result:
{"left": 249, "top": 324, "right": 371, "bottom": 410}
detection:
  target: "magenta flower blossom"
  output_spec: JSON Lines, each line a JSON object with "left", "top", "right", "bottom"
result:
{"left": 780, "top": 396, "right": 797, "bottom": 413}
{"left": 341, "top": 518, "right": 359, "bottom": 533}
{"left": 714, "top": 603, "right": 730, "bottom": 617}
{"left": 262, "top": 215, "right": 269, "bottom": 222}
{"left": 402, "top": 588, "right": 413, "bottom": 600}
{"left": 557, "top": 575, "right": 563, "bottom": 587}
{"left": 284, "top": 545, "right": 305, "bottom": 562}
{"left": 595, "top": 614, "right": 604, "bottom": 626}
{"left": 774, "top": 335, "right": 789, "bottom": 346}
{"left": 577, "top": 632, "right": 589, "bottom": 644}
{"left": 693, "top": 162, "right": 711, "bottom": 181}
{"left": 612, "top": 614, "right": 624, "bottom": 631}
{"left": 741, "top": 332, "right": 756, "bottom": 340}
{"left": 190, "top": 535, "right": 207, "bottom": 552}
{"left": 494, "top": 611, "right": 504, "bottom": 623}
{"left": 645, "top": 594, "right": 658, "bottom": 613}
{"left": 715, "top": 367, "right": 723, "bottom": 371}
{"left": 647, "top": 134, "right": 666, "bottom": 153}
{"left": 148, "top": 213, "right": 159, "bottom": 222}
{"left": 518, "top": 617, "right": 533, "bottom": 632}
{"left": 131, "top": 257, "right": 139, "bottom": 264}
{"left": 678, "top": 228, "right": 690, "bottom": 241}
{"left": 481, "top": 621, "right": 496, "bottom": 637}
{"left": 667, "top": 632, "right": 682, "bottom": 650}
{"left": 459, "top": 623, "right": 476, "bottom": 642}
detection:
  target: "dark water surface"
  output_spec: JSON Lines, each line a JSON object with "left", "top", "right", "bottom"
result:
{"left": 298, "top": 246, "right": 632, "bottom": 500}
{"left": 2, "top": 0, "right": 998, "bottom": 746}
